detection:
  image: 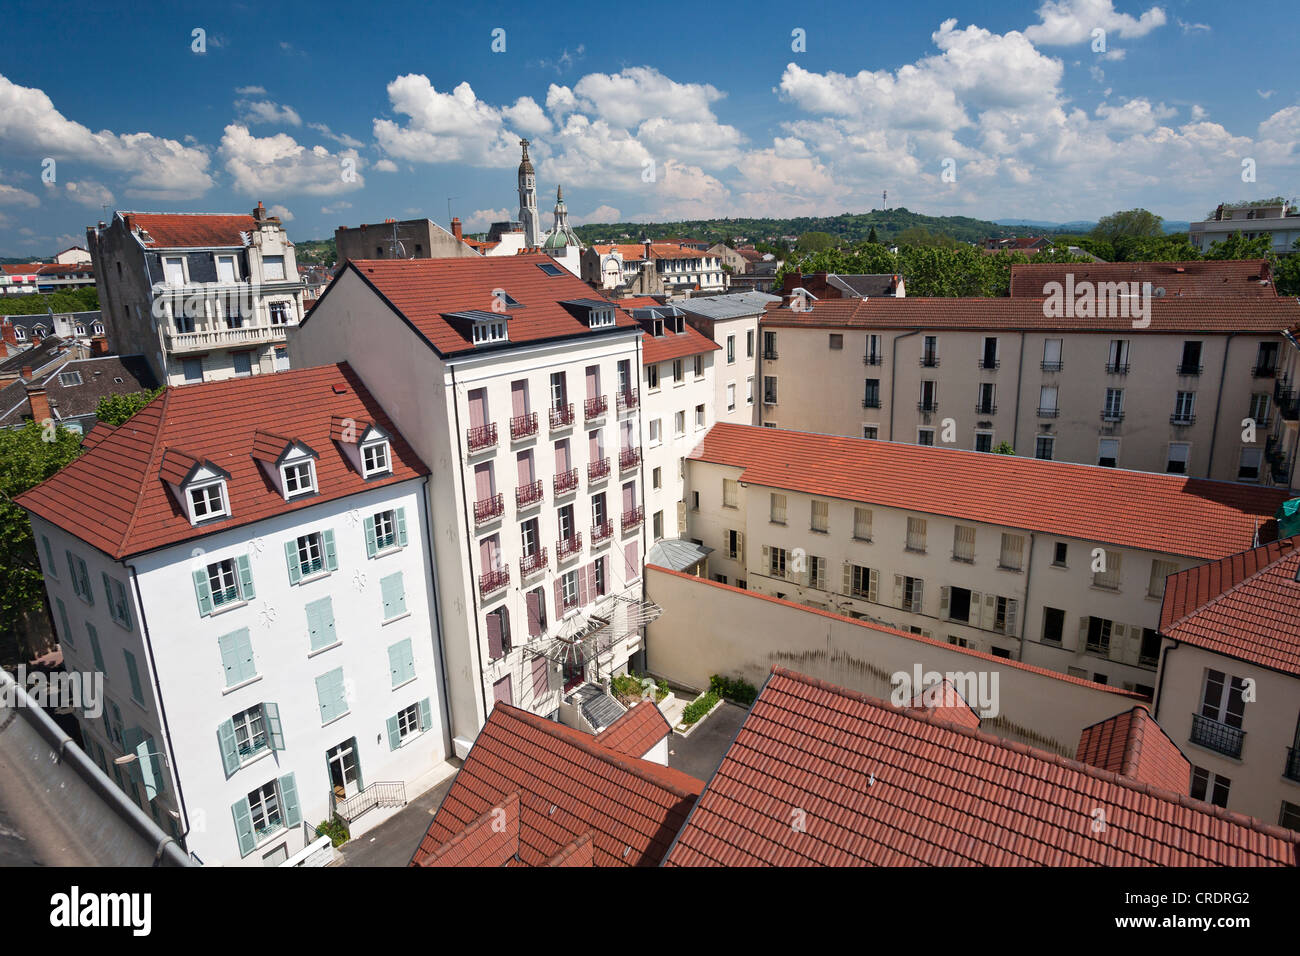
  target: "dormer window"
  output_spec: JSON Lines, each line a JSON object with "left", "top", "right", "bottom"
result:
{"left": 472, "top": 321, "right": 508, "bottom": 344}
{"left": 282, "top": 460, "right": 316, "bottom": 497}
{"left": 362, "top": 440, "right": 391, "bottom": 477}
{"left": 189, "top": 480, "right": 228, "bottom": 521}
{"left": 589, "top": 309, "right": 615, "bottom": 329}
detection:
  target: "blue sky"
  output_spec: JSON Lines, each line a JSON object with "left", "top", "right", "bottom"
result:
{"left": 1, "top": 0, "right": 1297, "bottom": 255}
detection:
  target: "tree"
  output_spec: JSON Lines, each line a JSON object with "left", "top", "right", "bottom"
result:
{"left": 1203, "top": 231, "right": 1274, "bottom": 260}
{"left": 992, "top": 441, "right": 1015, "bottom": 455}
{"left": 795, "top": 231, "right": 837, "bottom": 253}
{"left": 867, "top": 226, "right": 879, "bottom": 244}
{"left": 0, "top": 421, "right": 83, "bottom": 660}
{"left": 96, "top": 387, "right": 165, "bottom": 426}
{"left": 1271, "top": 239, "right": 1300, "bottom": 296}
{"left": 1091, "top": 209, "right": 1165, "bottom": 242}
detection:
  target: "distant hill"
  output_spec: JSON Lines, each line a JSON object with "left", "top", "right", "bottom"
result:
{"left": 994, "top": 217, "right": 1191, "bottom": 235}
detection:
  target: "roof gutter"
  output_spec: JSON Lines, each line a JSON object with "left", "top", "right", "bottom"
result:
{"left": 1151, "top": 637, "right": 1178, "bottom": 719}
{"left": 888, "top": 330, "right": 922, "bottom": 442}
{"left": 1204, "top": 331, "right": 1237, "bottom": 478}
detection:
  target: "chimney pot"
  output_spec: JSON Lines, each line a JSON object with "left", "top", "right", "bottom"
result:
{"left": 452, "top": 217, "right": 463, "bottom": 241}
{"left": 26, "top": 384, "right": 50, "bottom": 423}
{"left": 21, "top": 366, "right": 33, "bottom": 380}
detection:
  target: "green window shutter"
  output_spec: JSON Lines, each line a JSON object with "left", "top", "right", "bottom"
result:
{"left": 322, "top": 529, "right": 338, "bottom": 571}
{"left": 192, "top": 569, "right": 213, "bottom": 616}
{"left": 235, "top": 554, "right": 255, "bottom": 601}
{"left": 102, "top": 572, "right": 114, "bottom": 618}
{"left": 123, "top": 650, "right": 144, "bottom": 703}
{"left": 231, "top": 797, "right": 256, "bottom": 857}
{"left": 364, "top": 515, "right": 378, "bottom": 558}
{"left": 380, "top": 572, "right": 406, "bottom": 619}
{"left": 218, "top": 628, "right": 255, "bottom": 687}
{"left": 79, "top": 560, "right": 93, "bottom": 606}
{"left": 388, "top": 639, "right": 414, "bottom": 688}
{"left": 305, "top": 597, "right": 336, "bottom": 651}
{"left": 263, "top": 702, "right": 285, "bottom": 750}
{"left": 396, "top": 507, "right": 408, "bottom": 547}
{"left": 217, "top": 719, "right": 241, "bottom": 777}
{"left": 418, "top": 697, "right": 432, "bottom": 732}
{"left": 66, "top": 551, "right": 78, "bottom": 596}
{"left": 135, "top": 731, "right": 161, "bottom": 800}
{"left": 285, "top": 540, "right": 302, "bottom": 585}
{"left": 315, "top": 668, "right": 346, "bottom": 723}
{"left": 56, "top": 598, "right": 72, "bottom": 646}
{"left": 42, "top": 534, "right": 55, "bottom": 572}
{"left": 386, "top": 714, "right": 401, "bottom": 750}
{"left": 279, "top": 773, "right": 302, "bottom": 827}
{"left": 87, "top": 623, "right": 104, "bottom": 670}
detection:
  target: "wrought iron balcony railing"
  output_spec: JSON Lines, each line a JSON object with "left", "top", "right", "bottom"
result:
{"left": 622, "top": 506, "right": 644, "bottom": 532}
{"left": 553, "top": 468, "right": 579, "bottom": 496}
{"left": 520, "top": 548, "right": 548, "bottom": 579}
{"left": 584, "top": 395, "right": 608, "bottom": 422}
{"left": 549, "top": 402, "right": 575, "bottom": 429}
{"left": 516, "top": 480, "right": 543, "bottom": 509}
{"left": 479, "top": 566, "right": 510, "bottom": 597}
{"left": 1190, "top": 713, "right": 1244, "bottom": 759}
{"left": 619, "top": 447, "right": 641, "bottom": 470}
{"left": 473, "top": 492, "right": 504, "bottom": 526}
{"left": 616, "top": 390, "right": 640, "bottom": 413}
{"left": 466, "top": 422, "right": 498, "bottom": 453}
{"left": 557, "top": 534, "right": 583, "bottom": 561}
{"left": 587, "top": 457, "right": 610, "bottom": 482}
{"left": 591, "top": 521, "right": 613, "bottom": 545}
{"left": 509, "top": 411, "right": 538, "bottom": 441}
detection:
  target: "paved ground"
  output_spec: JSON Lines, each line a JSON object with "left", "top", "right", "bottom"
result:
{"left": 339, "top": 767, "right": 458, "bottom": 867}
{"left": 667, "top": 701, "right": 748, "bottom": 782}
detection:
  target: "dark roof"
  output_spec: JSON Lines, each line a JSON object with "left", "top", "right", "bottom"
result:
{"left": 663, "top": 668, "right": 1300, "bottom": 866}
{"left": 0, "top": 336, "right": 75, "bottom": 376}
{"left": 37, "top": 355, "right": 157, "bottom": 421}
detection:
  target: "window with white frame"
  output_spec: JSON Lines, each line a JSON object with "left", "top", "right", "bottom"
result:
{"left": 853, "top": 507, "right": 872, "bottom": 541}
{"left": 726, "top": 382, "right": 736, "bottom": 411}
{"left": 362, "top": 440, "right": 391, "bottom": 477}
{"left": 906, "top": 517, "right": 927, "bottom": 551}
{"left": 1093, "top": 550, "right": 1122, "bottom": 590}
{"left": 295, "top": 533, "right": 325, "bottom": 576}
{"left": 1148, "top": 559, "right": 1178, "bottom": 599}
{"left": 674, "top": 410, "right": 685, "bottom": 436}
{"left": 472, "top": 320, "right": 508, "bottom": 344}
{"left": 189, "top": 481, "right": 228, "bottom": 521}
{"left": 269, "top": 302, "right": 289, "bottom": 325}
{"left": 999, "top": 533, "right": 1024, "bottom": 571}
{"left": 261, "top": 255, "right": 286, "bottom": 281}
{"left": 208, "top": 559, "right": 241, "bottom": 607}
{"left": 233, "top": 705, "right": 269, "bottom": 760}
{"left": 396, "top": 703, "right": 422, "bottom": 742}
{"left": 810, "top": 500, "right": 829, "bottom": 533}
{"left": 672, "top": 359, "right": 684, "bottom": 383}
{"left": 247, "top": 780, "right": 283, "bottom": 836}
{"left": 695, "top": 404, "right": 705, "bottom": 428}
{"left": 561, "top": 570, "right": 579, "bottom": 610}
{"left": 1166, "top": 442, "right": 1190, "bottom": 474}
{"left": 281, "top": 460, "right": 316, "bottom": 498}
{"left": 953, "top": 525, "right": 976, "bottom": 562}
{"left": 649, "top": 419, "right": 661, "bottom": 445}
{"left": 646, "top": 364, "right": 660, "bottom": 390}
{"left": 693, "top": 354, "right": 704, "bottom": 378}
{"left": 373, "top": 510, "right": 398, "bottom": 551}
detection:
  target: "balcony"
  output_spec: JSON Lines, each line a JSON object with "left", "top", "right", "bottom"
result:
{"left": 161, "top": 323, "right": 286, "bottom": 354}
{"left": 1169, "top": 413, "right": 1196, "bottom": 426}
{"left": 762, "top": 349, "right": 779, "bottom": 360}
{"left": 479, "top": 566, "right": 510, "bottom": 597}
{"left": 917, "top": 401, "right": 939, "bottom": 413}
{"left": 584, "top": 395, "right": 608, "bottom": 422}
{"left": 473, "top": 492, "right": 504, "bottom": 526}
{"left": 863, "top": 354, "right": 883, "bottom": 366}
{"left": 616, "top": 390, "right": 640, "bottom": 414}
{"left": 588, "top": 457, "right": 611, "bottom": 482}
{"left": 621, "top": 506, "right": 644, "bottom": 533}
{"left": 619, "top": 447, "right": 641, "bottom": 471}
{"left": 1189, "top": 713, "right": 1244, "bottom": 758}
{"left": 591, "top": 521, "right": 613, "bottom": 545}
{"left": 1252, "top": 364, "right": 1278, "bottom": 378}
{"left": 510, "top": 411, "right": 538, "bottom": 441}
{"left": 557, "top": 534, "right": 583, "bottom": 562}
{"left": 1285, "top": 747, "right": 1300, "bottom": 783}
{"left": 975, "top": 403, "right": 997, "bottom": 415}
{"left": 1100, "top": 410, "right": 1125, "bottom": 423}
{"left": 1040, "top": 360, "right": 1064, "bottom": 372}
{"left": 1277, "top": 379, "right": 1298, "bottom": 420}
{"left": 920, "top": 355, "right": 940, "bottom": 368}
{"left": 549, "top": 403, "right": 575, "bottom": 430}
{"left": 553, "top": 468, "right": 579, "bottom": 496}
{"left": 1176, "top": 363, "right": 1204, "bottom": 377}
{"left": 862, "top": 397, "right": 881, "bottom": 409}
{"left": 520, "top": 548, "right": 548, "bottom": 579}
{"left": 467, "top": 423, "right": 498, "bottom": 454}
{"left": 1037, "top": 406, "right": 1060, "bottom": 418}
{"left": 978, "top": 358, "right": 1000, "bottom": 370}
{"left": 1105, "top": 363, "right": 1130, "bottom": 375}
{"left": 516, "top": 480, "right": 544, "bottom": 509}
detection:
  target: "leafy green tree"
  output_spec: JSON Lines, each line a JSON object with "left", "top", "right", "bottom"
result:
{"left": 795, "top": 231, "right": 837, "bottom": 253}
{"left": 0, "top": 421, "right": 83, "bottom": 659}
{"left": 1091, "top": 209, "right": 1165, "bottom": 242}
{"left": 1203, "top": 231, "right": 1274, "bottom": 260}
{"left": 992, "top": 441, "right": 1015, "bottom": 455}
{"left": 1271, "top": 240, "right": 1300, "bottom": 296}
{"left": 95, "top": 386, "right": 165, "bottom": 426}
{"left": 867, "top": 226, "right": 879, "bottom": 244}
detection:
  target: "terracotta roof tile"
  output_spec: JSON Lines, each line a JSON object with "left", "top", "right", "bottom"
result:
{"left": 124, "top": 213, "right": 258, "bottom": 248}
{"left": 418, "top": 792, "right": 520, "bottom": 867}
{"left": 688, "top": 423, "right": 1288, "bottom": 561}
{"left": 665, "top": 668, "right": 1300, "bottom": 866}
{"left": 16, "top": 363, "right": 426, "bottom": 558}
{"left": 905, "top": 678, "right": 982, "bottom": 730}
{"left": 594, "top": 701, "right": 672, "bottom": 757}
{"left": 1075, "top": 707, "right": 1191, "bottom": 794}
{"left": 1010, "top": 260, "right": 1277, "bottom": 298}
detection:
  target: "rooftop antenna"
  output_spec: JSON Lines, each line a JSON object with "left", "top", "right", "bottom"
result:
{"left": 447, "top": 196, "right": 459, "bottom": 227}
{"left": 388, "top": 220, "right": 407, "bottom": 259}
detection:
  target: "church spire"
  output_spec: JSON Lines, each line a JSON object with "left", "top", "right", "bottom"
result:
{"left": 517, "top": 138, "right": 539, "bottom": 246}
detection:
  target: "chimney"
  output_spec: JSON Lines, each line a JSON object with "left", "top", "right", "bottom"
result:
{"left": 90, "top": 335, "right": 109, "bottom": 357}
{"left": 26, "top": 383, "right": 50, "bottom": 424}
{"left": 21, "top": 366, "right": 34, "bottom": 380}
{"left": 254, "top": 201, "right": 266, "bottom": 221}
{"left": 452, "top": 217, "right": 463, "bottom": 241}
{"left": 0, "top": 319, "right": 16, "bottom": 350}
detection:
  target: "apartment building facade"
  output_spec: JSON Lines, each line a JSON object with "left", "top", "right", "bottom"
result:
{"left": 675, "top": 292, "right": 775, "bottom": 428}
{"left": 292, "top": 255, "right": 651, "bottom": 752}
{"left": 758, "top": 293, "right": 1300, "bottom": 488}
{"left": 683, "top": 423, "right": 1290, "bottom": 692}
{"left": 1190, "top": 200, "right": 1300, "bottom": 255}
{"left": 1154, "top": 538, "right": 1300, "bottom": 827}
{"left": 87, "top": 203, "right": 304, "bottom": 386}
{"left": 17, "top": 365, "right": 449, "bottom": 866}
{"left": 583, "top": 242, "right": 728, "bottom": 294}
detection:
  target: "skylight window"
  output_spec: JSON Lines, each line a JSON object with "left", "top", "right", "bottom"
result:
{"left": 537, "top": 263, "right": 563, "bottom": 277}
{"left": 59, "top": 371, "right": 83, "bottom": 386}
{"left": 492, "top": 288, "right": 522, "bottom": 309}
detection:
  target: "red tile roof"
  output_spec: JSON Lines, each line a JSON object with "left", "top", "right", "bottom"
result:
{"left": 1075, "top": 707, "right": 1191, "bottom": 794}
{"left": 905, "top": 678, "right": 982, "bottom": 730}
{"left": 544, "top": 832, "right": 594, "bottom": 866}
{"left": 592, "top": 243, "right": 710, "bottom": 261}
{"left": 1, "top": 264, "right": 40, "bottom": 276}
{"left": 321, "top": 255, "right": 639, "bottom": 358}
{"left": 594, "top": 701, "right": 672, "bottom": 757}
{"left": 689, "top": 423, "right": 1288, "bottom": 561}
{"left": 16, "top": 363, "right": 426, "bottom": 559}
{"left": 1010, "top": 260, "right": 1276, "bottom": 298}
{"left": 419, "top": 792, "right": 520, "bottom": 867}
{"left": 36, "top": 263, "right": 94, "bottom": 276}
{"left": 641, "top": 324, "right": 720, "bottom": 365}
{"left": 123, "top": 213, "right": 258, "bottom": 249}
{"left": 1159, "top": 537, "right": 1300, "bottom": 676}
{"left": 410, "top": 703, "right": 702, "bottom": 867}
{"left": 663, "top": 668, "right": 1300, "bottom": 866}
{"left": 761, "top": 294, "right": 1300, "bottom": 333}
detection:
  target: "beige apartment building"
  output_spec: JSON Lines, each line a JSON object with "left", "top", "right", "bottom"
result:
{"left": 758, "top": 293, "right": 1300, "bottom": 488}
{"left": 675, "top": 292, "right": 776, "bottom": 428}
{"left": 683, "top": 423, "right": 1292, "bottom": 694}
{"left": 1153, "top": 537, "right": 1300, "bottom": 827}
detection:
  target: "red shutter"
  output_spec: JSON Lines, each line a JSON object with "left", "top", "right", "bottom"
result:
{"left": 625, "top": 542, "right": 639, "bottom": 581}
{"left": 517, "top": 451, "right": 534, "bottom": 485}
{"left": 589, "top": 431, "right": 600, "bottom": 460}
{"left": 555, "top": 439, "right": 570, "bottom": 472}
{"left": 469, "top": 388, "right": 487, "bottom": 429}
{"left": 578, "top": 563, "right": 591, "bottom": 606}
{"left": 585, "top": 366, "right": 598, "bottom": 400}
{"left": 486, "top": 611, "right": 503, "bottom": 659}
{"left": 475, "top": 462, "right": 494, "bottom": 500}
{"left": 554, "top": 577, "right": 565, "bottom": 612}
{"left": 527, "top": 590, "right": 543, "bottom": 637}
{"left": 622, "top": 482, "right": 636, "bottom": 511}
{"left": 493, "top": 675, "right": 513, "bottom": 706}
{"left": 511, "top": 380, "right": 527, "bottom": 417}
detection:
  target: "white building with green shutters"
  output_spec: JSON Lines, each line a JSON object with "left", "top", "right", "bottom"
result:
{"left": 19, "top": 364, "right": 451, "bottom": 866}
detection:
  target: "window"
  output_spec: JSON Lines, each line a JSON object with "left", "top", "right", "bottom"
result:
{"left": 1042, "top": 338, "right": 1063, "bottom": 371}
{"left": 652, "top": 467, "right": 662, "bottom": 490}
{"left": 1139, "top": 628, "right": 1161, "bottom": 667}
{"left": 726, "top": 335, "right": 735, "bottom": 364}
{"left": 262, "top": 255, "right": 286, "bottom": 281}
{"left": 829, "top": 334, "right": 843, "bottom": 350}
{"left": 66, "top": 551, "right": 93, "bottom": 604}
{"left": 726, "top": 383, "right": 736, "bottom": 412}
{"left": 1103, "top": 388, "right": 1124, "bottom": 421}
{"left": 726, "top": 529, "right": 743, "bottom": 560}
{"left": 471, "top": 320, "right": 507, "bottom": 344}
{"left": 674, "top": 410, "right": 685, "bottom": 437}
{"left": 306, "top": 597, "right": 337, "bottom": 652}
{"left": 974, "top": 432, "right": 993, "bottom": 453}
{"left": 919, "top": 380, "right": 938, "bottom": 412}
{"left": 269, "top": 302, "right": 289, "bottom": 325}
{"left": 231, "top": 705, "right": 270, "bottom": 762}
{"left": 811, "top": 500, "right": 829, "bottom": 533}
{"left": 1093, "top": 550, "right": 1122, "bottom": 590}
{"left": 289, "top": 531, "right": 330, "bottom": 580}
{"left": 1085, "top": 616, "right": 1113, "bottom": 654}
{"left": 993, "top": 597, "right": 1017, "bottom": 635}
{"left": 365, "top": 508, "right": 406, "bottom": 556}
{"left": 653, "top": 510, "right": 664, "bottom": 539}
{"left": 692, "top": 490, "right": 699, "bottom": 510}
{"left": 361, "top": 440, "right": 390, "bottom": 477}
{"left": 722, "top": 479, "right": 738, "bottom": 508}
{"left": 103, "top": 574, "right": 132, "bottom": 628}
{"left": 1042, "top": 607, "right": 1065, "bottom": 644}
{"left": 59, "top": 371, "right": 83, "bottom": 387}
{"left": 282, "top": 460, "right": 316, "bottom": 498}
{"left": 232, "top": 351, "right": 253, "bottom": 376}
{"left": 672, "top": 359, "right": 684, "bottom": 384}
{"left": 217, "top": 628, "right": 258, "bottom": 688}
{"left": 977, "top": 383, "right": 995, "bottom": 414}
{"left": 953, "top": 525, "right": 975, "bottom": 562}
{"left": 695, "top": 404, "right": 705, "bottom": 428}
{"left": 862, "top": 425, "right": 878, "bottom": 440}
{"left": 247, "top": 780, "right": 284, "bottom": 837}
{"left": 182, "top": 358, "right": 203, "bottom": 383}
{"left": 1052, "top": 542, "right": 1068, "bottom": 566}
{"left": 649, "top": 419, "right": 661, "bottom": 444}
{"left": 746, "top": 377, "right": 754, "bottom": 406}
{"left": 906, "top": 517, "right": 926, "bottom": 552}
{"left": 561, "top": 570, "right": 579, "bottom": 609}
{"left": 770, "top": 493, "right": 787, "bottom": 524}
{"left": 202, "top": 558, "right": 246, "bottom": 610}
{"left": 1179, "top": 340, "right": 1203, "bottom": 375}
{"left": 1238, "top": 448, "right": 1262, "bottom": 481}
{"left": 1035, "top": 436, "right": 1054, "bottom": 460}
{"left": 864, "top": 334, "right": 882, "bottom": 365}
{"left": 693, "top": 354, "right": 704, "bottom": 378}
{"left": 1173, "top": 391, "right": 1196, "bottom": 424}
{"left": 917, "top": 428, "right": 935, "bottom": 446}
{"left": 1249, "top": 392, "right": 1271, "bottom": 425}
{"left": 391, "top": 702, "right": 429, "bottom": 747}
{"left": 746, "top": 329, "right": 754, "bottom": 358}
{"left": 853, "top": 507, "right": 872, "bottom": 541}
{"left": 807, "top": 555, "right": 826, "bottom": 590}
{"left": 863, "top": 379, "right": 880, "bottom": 408}
{"left": 981, "top": 336, "right": 999, "bottom": 369}
{"left": 1107, "top": 339, "right": 1130, "bottom": 372}
{"left": 1200, "top": 668, "right": 1247, "bottom": 730}
{"left": 1098, "top": 439, "right": 1119, "bottom": 468}
{"left": 1280, "top": 802, "right": 1300, "bottom": 831}
{"left": 768, "top": 546, "right": 788, "bottom": 578}
{"left": 1038, "top": 386, "right": 1058, "bottom": 416}
{"left": 189, "top": 481, "right": 228, "bottom": 521}
{"left": 763, "top": 376, "right": 777, "bottom": 405}
{"left": 848, "top": 565, "right": 875, "bottom": 600}
{"left": 899, "top": 575, "right": 924, "bottom": 612}
{"left": 999, "top": 533, "right": 1024, "bottom": 571}
{"left": 1190, "top": 767, "right": 1231, "bottom": 808}
{"left": 921, "top": 335, "right": 938, "bottom": 366}
{"left": 123, "top": 650, "right": 145, "bottom": 703}
{"left": 763, "top": 331, "right": 777, "bottom": 359}
{"left": 485, "top": 608, "right": 510, "bottom": 660}
{"left": 1166, "top": 443, "right": 1190, "bottom": 474}
{"left": 162, "top": 256, "right": 185, "bottom": 285}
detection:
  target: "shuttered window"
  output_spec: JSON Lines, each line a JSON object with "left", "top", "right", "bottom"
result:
{"left": 853, "top": 508, "right": 872, "bottom": 541}
{"left": 810, "top": 500, "right": 829, "bottom": 533}
{"left": 380, "top": 572, "right": 407, "bottom": 620}
{"left": 388, "top": 639, "right": 416, "bottom": 688}
{"left": 770, "top": 493, "right": 787, "bottom": 524}
{"left": 314, "top": 667, "right": 348, "bottom": 723}
{"left": 953, "top": 526, "right": 976, "bottom": 562}
{"left": 722, "top": 479, "right": 738, "bottom": 508}
{"left": 305, "top": 597, "right": 337, "bottom": 651}
{"left": 998, "top": 533, "right": 1024, "bottom": 571}
{"left": 1148, "top": 560, "right": 1178, "bottom": 598}
{"left": 906, "top": 517, "right": 926, "bottom": 551}
{"left": 1093, "top": 550, "right": 1122, "bottom": 590}
{"left": 217, "top": 628, "right": 257, "bottom": 687}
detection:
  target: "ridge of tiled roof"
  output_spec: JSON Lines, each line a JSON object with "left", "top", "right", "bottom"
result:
{"left": 411, "top": 703, "right": 702, "bottom": 868}
{"left": 543, "top": 832, "right": 594, "bottom": 867}
{"left": 761, "top": 294, "right": 1300, "bottom": 332}
{"left": 688, "top": 423, "right": 1288, "bottom": 561}
{"left": 417, "top": 791, "right": 521, "bottom": 868}
{"left": 663, "top": 668, "right": 1300, "bottom": 867}
{"left": 122, "top": 212, "right": 260, "bottom": 248}
{"left": 1158, "top": 537, "right": 1300, "bottom": 676}
{"left": 1075, "top": 706, "right": 1191, "bottom": 794}
{"left": 1009, "top": 259, "right": 1276, "bottom": 298}
{"left": 594, "top": 701, "right": 672, "bottom": 757}
{"left": 904, "top": 677, "right": 982, "bottom": 730}
{"left": 16, "top": 363, "right": 427, "bottom": 559}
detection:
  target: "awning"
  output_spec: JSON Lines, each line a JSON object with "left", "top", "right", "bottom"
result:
{"left": 646, "top": 538, "right": 714, "bottom": 573}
